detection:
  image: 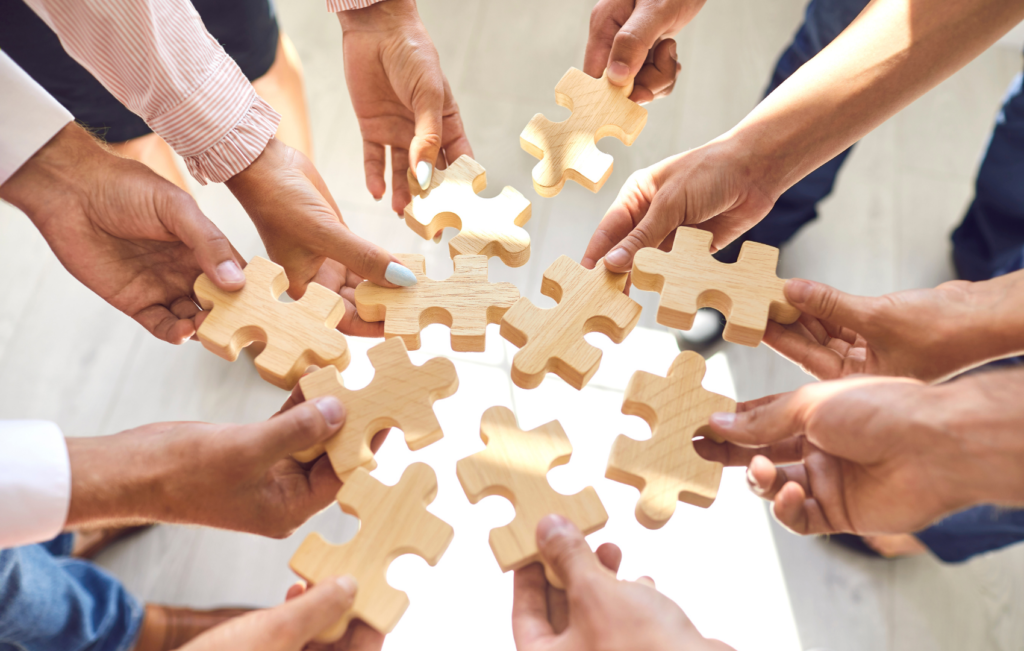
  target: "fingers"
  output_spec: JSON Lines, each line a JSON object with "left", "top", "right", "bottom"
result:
{"left": 133, "top": 304, "right": 195, "bottom": 345}
{"left": 784, "top": 279, "right": 873, "bottom": 332}
{"left": 605, "top": 4, "right": 674, "bottom": 86}
{"left": 582, "top": 168, "right": 659, "bottom": 270}
{"left": 160, "top": 190, "right": 245, "bottom": 291}
{"left": 391, "top": 147, "right": 411, "bottom": 215}
{"left": 362, "top": 140, "right": 387, "bottom": 201}
{"left": 266, "top": 577, "right": 358, "bottom": 645}
{"left": 595, "top": 542, "right": 622, "bottom": 575}
{"left": 762, "top": 320, "right": 845, "bottom": 381}
{"left": 318, "top": 222, "right": 416, "bottom": 289}
{"left": 247, "top": 397, "right": 347, "bottom": 463}
{"left": 631, "top": 39, "right": 679, "bottom": 103}
{"left": 708, "top": 389, "right": 812, "bottom": 447}
{"left": 407, "top": 67, "right": 445, "bottom": 192}
{"left": 603, "top": 185, "right": 684, "bottom": 272}
{"left": 512, "top": 563, "right": 555, "bottom": 648}
{"left": 536, "top": 515, "right": 604, "bottom": 590}
{"left": 746, "top": 455, "right": 839, "bottom": 535}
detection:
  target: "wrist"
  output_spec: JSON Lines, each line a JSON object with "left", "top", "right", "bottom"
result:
{"left": 337, "top": 0, "right": 420, "bottom": 32}
{"left": 65, "top": 433, "right": 162, "bottom": 527}
{"left": 964, "top": 272, "right": 1024, "bottom": 363}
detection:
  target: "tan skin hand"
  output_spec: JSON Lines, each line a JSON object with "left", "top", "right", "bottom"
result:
{"left": 0, "top": 124, "right": 246, "bottom": 345}
{"left": 338, "top": 0, "right": 472, "bottom": 213}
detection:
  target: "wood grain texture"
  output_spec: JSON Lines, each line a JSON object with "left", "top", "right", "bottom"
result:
{"left": 520, "top": 68, "right": 647, "bottom": 197}
{"left": 194, "top": 256, "right": 349, "bottom": 390}
{"left": 289, "top": 463, "right": 454, "bottom": 641}
{"left": 500, "top": 256, "right": 641, "bottom": 390}
{"left": 404, "top": 156, "right": 532, "bottom": 267}
{"left": 606, "top": 352, "right": 736, "bottom": 529}
{"left": 632, "top": 227, "right": 801, "bottom": 347}
{"left": 456, "top": 406, "right": 607, "bottom": 588}
{"left": 355, "top": 254, "right": 519, "bottom": 352}
{"left": 291, "top": 338, "right": 458, "bottom": 474}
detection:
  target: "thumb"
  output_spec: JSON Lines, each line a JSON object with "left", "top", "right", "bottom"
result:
{"left": 407, "top": 68, "right": 445, "bottom": 193}
{"left": 265, "top": 577, "right": 358, "bottom": 646}
{"left": 536, "top": 515, "right": 605, "bottom": 590}
{"left": 784, "top": 279, "right": 872, "bottom": 330}
{"left": 606, "top": 8, "right": 667, "bottom": 86}
{"left": 707, "top": 389, "right": 810, "bottom": 447}
{"left": 602, "top": 187, "right": 681, "bottom": 272}
{"left": 248, "top": 397, "right": 346, "bottom": 463}
{"left": 159, "top": 189, "right": 246, "bottom": 291}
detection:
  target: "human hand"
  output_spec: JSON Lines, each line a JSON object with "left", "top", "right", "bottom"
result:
{"left": 0, "top": 123, "right": 246, "bottom": 344}
{"left": 763, "top": 275, "right": 1024, "bottom": 383}
{"left": 513, "top": 515, "right": 730, "bottom": 651}
{"left": 581, "top": 138, "right": 774, "bottom": 272}
{"left": 178, "top": 577, "right": 383, "bottom": 651}
{"left": 338, "top": 0, "right": 473, "bottom": 214}
{"left": 225, "top": 138, "right": 416, "bottom": 317}
{"left": 584, "top": 0, "right": 695, "bottom": 103}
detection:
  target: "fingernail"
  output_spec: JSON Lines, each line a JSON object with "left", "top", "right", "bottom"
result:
{"left": 385, "top": 262, "right": 418, "bottom": 287}
{"left": 335, "top": 576, "right": 358, "bottom": 594}
{"left": 432, "top": 231, "right": 443, "bottom": 244}
{"left": 304, "top": 365, "right": 320, "bottom": 375}
{"left": 607, "top": 61, "right": 630, "bottom": 85}
{"left": 670, "top": 40, "right": 678, "bottom": 61}
{"left": 217, "top": 260, "right": 245, "bottom": 284}
{"left": 416, "top": 160, "right": 433, "bottom": 191}
{"left": 537, "top": 514, "right": 570, "bottom": 545}
{"left": 710, "top": 412, "right": 736, "bottom": 428}
{"left": 315, "top": 396, "right": 344, "bottom": 427}
{"left": 746, "top": 467, "right": 765, "bottom": 496}
{"left": 786, "top": 279, "right": 812, "bottom": 303}
{"left": 605, "top": 249, "right": 629, "bottom": 267}
{"left": 374, "top": 196, "right": 382, "bottom": 203}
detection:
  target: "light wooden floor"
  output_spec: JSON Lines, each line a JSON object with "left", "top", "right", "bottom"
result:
{"left": 2, "top": 1, "right": 1024, "bottom": 649}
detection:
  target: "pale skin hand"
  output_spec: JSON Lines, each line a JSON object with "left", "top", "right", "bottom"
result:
{"left": 0, "top": 123, "right": 246, "bottom": 344}
{"left": 513, "top": 515, "right": 731, "bottom": 651}
{"left": 701, "top": 372, "right": 1024, "bottom": 537}
{"left": 178, "top": 578, "right": 384, "bottom": 651}
{"left": 338, "top": 0, "right": 473, "bottom": 214}
{"left": 763, "top": 274, "right": 1024, "bottom": 383}
{"left": 584, "top": 0, "right": 693, "bottom": 103}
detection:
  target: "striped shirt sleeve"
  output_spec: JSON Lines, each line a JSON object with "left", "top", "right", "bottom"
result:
{"left": 22, "top": 0, "right": 281, "bottom": 185}
{"left": 326, "top": 0, "right": 387, "bottom": 12}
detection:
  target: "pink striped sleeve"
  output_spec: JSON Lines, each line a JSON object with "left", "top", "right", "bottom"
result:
{"left": 22, "top": 0, "right": 281, "bottom": 185}
{"left": 326, "top": 0, "right": 387, "bottom": 11}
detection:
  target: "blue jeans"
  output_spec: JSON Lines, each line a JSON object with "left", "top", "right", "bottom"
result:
{"left": 0, "top": 534, "right": 144, "bottom": 651}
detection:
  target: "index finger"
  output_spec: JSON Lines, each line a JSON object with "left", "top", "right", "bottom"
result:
{"left": 512, "top": 563, "right": 556, "bottom": 648}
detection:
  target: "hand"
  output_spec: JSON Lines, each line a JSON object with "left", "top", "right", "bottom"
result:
{"left": 225, "top": 138, "right": 416, "bottom": 320}
{"left": 513, "top": 515, "right": 730, "bottom": 651}
{"left": 702, "top": 376, "right": 982, "bottom": 536}
{"left": 581, "top": 138, "right": 774, "bottom": 273}
{"left": 66, "top": 395, "right": 349, "bottom": 538}
{"left": 763, "top": 275, "right": 1024, "bottom": 383}
{"left": 584, "top": 0, "right": 694, "bottom": 102}
{"left": 0, "top": 123, "right": 246, "bottom": 344}
{"left": 338, "top": 0, "right": 473, "bottom": 213}
{"left": 178, "top": 577, "right": 384, "bottom": 651}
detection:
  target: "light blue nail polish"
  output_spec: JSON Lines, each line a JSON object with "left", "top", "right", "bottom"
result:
{"left": 416, "top": 161, "right": 433, "bottom": 191}
{"left": 385, "top": 262, "right": 418, "bottom": 287}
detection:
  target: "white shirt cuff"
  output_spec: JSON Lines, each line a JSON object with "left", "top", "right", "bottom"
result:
{"left": 0, "top": 51, "right": 73, "bottom": 186}
{"left": 0, "top": 420, "right": 71, "bottom": 549}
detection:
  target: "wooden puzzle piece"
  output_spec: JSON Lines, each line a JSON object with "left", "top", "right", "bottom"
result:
{"left": 404, "top": 156, "right": 532, "bottom": 267}
{"left": 500, "top": 256, "right": 641, "bottom": 390}
{"left": 631, "top": 227, "right": 801, "bottom": 347}
{"left": 605, "top": 352, "right": 736, "bottom": 529}
{"left": 291, "top": 338, "right": 458, "bottom": 474}
{"left": 355, "top": 254, "right": 520, "bottom": 352}
{"left": 194, "top": 256, "right": 349, "bottom": 390}
{"left": 290, "top": 463, "right": 454, "bottom": 641}
{"left": 456, "top": 406, "right": 607, "bottom": 588}
{"left": 520, "top": 68, "right": 647, "bottom": 197}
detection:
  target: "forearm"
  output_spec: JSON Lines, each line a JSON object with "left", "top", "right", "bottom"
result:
{"left": 962, "top": 270, "right": 1024, "bottom": 365}
{"left": 726, "top": 0, "right": 1024, "bottom": 197}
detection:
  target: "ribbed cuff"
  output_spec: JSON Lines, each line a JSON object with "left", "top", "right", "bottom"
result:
{"left": 327, "top": 0, "right": 388, "bottom": 11}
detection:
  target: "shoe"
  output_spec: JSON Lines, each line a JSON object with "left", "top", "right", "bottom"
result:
{"left": 71, "top": 524, "right": 153, "bottom": 560}
{"left": 132, "top": 605, "right": 252, "bottom": 651}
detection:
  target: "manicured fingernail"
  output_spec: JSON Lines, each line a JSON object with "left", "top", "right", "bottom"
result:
{"left": 385, "top": 262, "right": 417, "bottom": 287}
{"left": 374, "top": 196, "right": 382, "bottom": 203}
{"left": 335, "top": 576, "right": 358, "bottom": 594}
{"left": 416, "top": 161, "right": 433, "bottom": 191}
{"left": 710, "top": 412, "right": 736, "bottom": 428}
{"left": 607, "top": 61, "right": 630, "bottom": 85}
{"left": 605, "top": 249, "right": 629, "bottom": 267}
{"left": 315, "top": 396, "right": 344, "bottom": 427}
{"left": 746, "top": 467, "right": 765, "bottom": 495}
{"left": 786, "top": 279, "right": 812, "bottom": 303}
{"left": 537, "top": 514, "right": 570, "bottom": 545}
{"left": 217, "top": 260, "right": 245, "bottom": 284}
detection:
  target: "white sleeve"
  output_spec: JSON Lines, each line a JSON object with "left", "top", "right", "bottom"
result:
{"left": 0, "top": 50, "right": 73, "bottom": 186}
{"left": 0, "top": 421, "right": 71, "bottom": 549}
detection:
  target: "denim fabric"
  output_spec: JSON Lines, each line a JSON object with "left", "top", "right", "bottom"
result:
{"left": 0, "top": 533, "right": 144, "bottom": 651}
{"left": 917, "top": 507, "right": 1024, "bottom": 563}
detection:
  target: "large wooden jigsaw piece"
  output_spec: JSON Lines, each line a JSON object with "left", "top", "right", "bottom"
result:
{"left": 355, "top": 254, "right": 519, "bottom": 352}
{"left": 632, "top": 227, "right": 801, "bottom": 347}
{"left": 456, "top": 406, "right": 607, "bottom": 588}
{"left": 290, "top": 463, "right": 454, "bottom": 641}
{"left": 606, "top": 352, "right": 736, "bottom": 529}
{"left": 291, "top": 338, "right": 458, "bottom": 475}
{"left": 500, "top": 256, "right": 641, "bottom": 390}
{"left": 404, "top": 156, "right": 532, "bottom": 267}
{"left": 520, "top": 68, "right": 647, "bottom": 197}
{"left": 194, "top": 256, "right": 349, "bottom": 389}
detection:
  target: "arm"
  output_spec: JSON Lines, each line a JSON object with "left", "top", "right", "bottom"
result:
{"left": 584, "top": 0, "right": 1024, "bottom": 270}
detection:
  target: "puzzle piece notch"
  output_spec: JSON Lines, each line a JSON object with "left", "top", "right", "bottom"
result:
{"left": 520, "top": 68, "right": 648, "bottom": 197}
{"left": 605, "top": 352, "right": 736, "bottom": 529}
{"left": 631, "top": 227, "right": 801, "bottom": 347}
{"left": 500, "top": 256, "right": 641, "bottom": 390}
{"left": 289, "top": 463, "right": 454, "bottom": 641}
{"left": 291, "top": 338, "right": 458, "bottom": 475}
{"left": 404, "top": 156, "right": 533, "bottom": 267}
{"left": 355, "top": 254, "right": 520, "bottom": 352}
{"left": 456, "top": 406, "right": 608, "bottom": 588}
{"left": 193, "top": 256, "right": 349, "bottom": 390}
